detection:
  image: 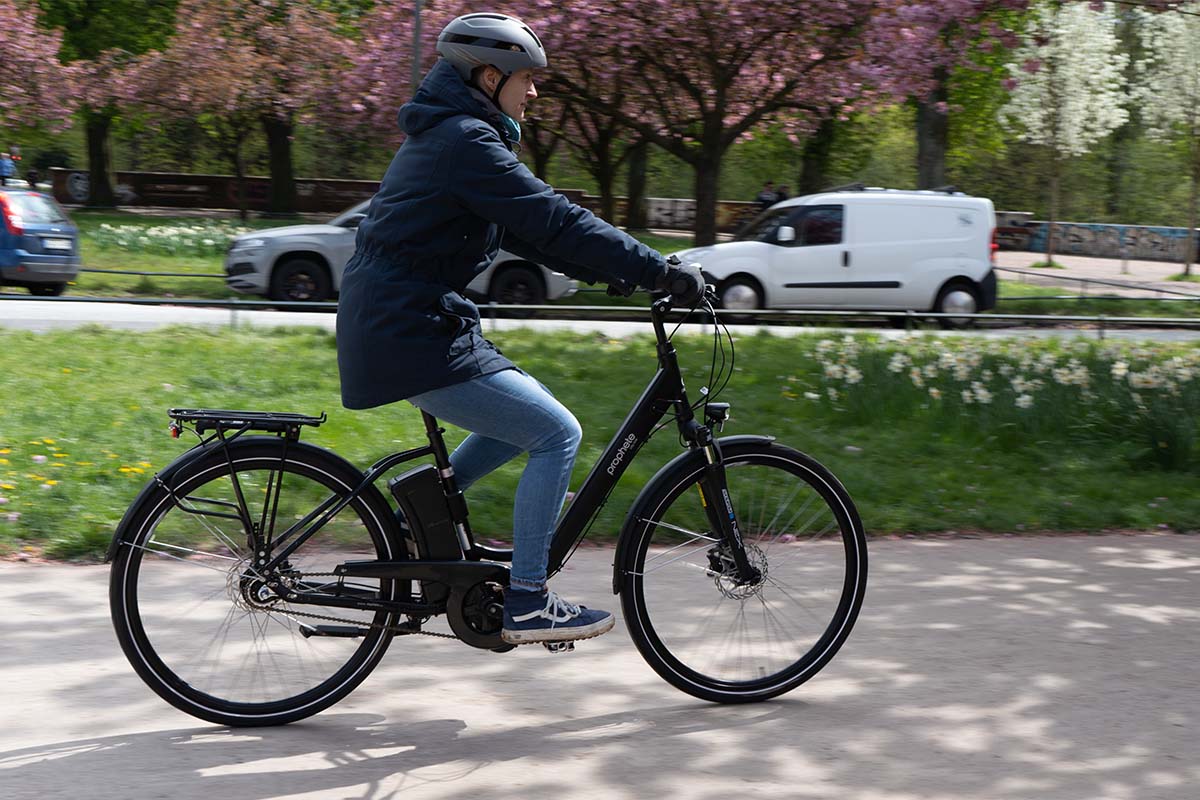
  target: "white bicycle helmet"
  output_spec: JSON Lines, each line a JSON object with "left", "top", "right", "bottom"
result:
{"left": 437, "top": 13, "right": 547, "bottom": 80}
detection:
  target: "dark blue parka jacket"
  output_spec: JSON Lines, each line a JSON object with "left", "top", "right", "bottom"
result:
{"left": 337, "top": 61, "right": 668, "bottom": 409}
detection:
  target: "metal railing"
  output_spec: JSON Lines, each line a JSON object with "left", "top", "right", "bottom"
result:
{"left": 5, "top": 292, "right": 1200, "bottom": 339}
{"left": 996, "top": 265, "right": 1200, "bottom": 299}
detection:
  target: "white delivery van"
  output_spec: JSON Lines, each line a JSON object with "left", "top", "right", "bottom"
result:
{"left": 672, "top": 186, "right": 997, "bottom": 314}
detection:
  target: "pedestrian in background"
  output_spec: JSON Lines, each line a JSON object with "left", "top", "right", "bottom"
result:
{"left": 775, "top": 184, "right": 790, "bottom": 203}
{"left": 755, "top": 180, "right": 777, "bottom": 211}
{"left": 0, "top": 153, "right": 14, "bottom": 187}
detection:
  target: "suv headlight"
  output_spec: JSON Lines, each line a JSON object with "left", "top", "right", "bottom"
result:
{"left": 231, "top": 237, "right": 267, "bottom": 251}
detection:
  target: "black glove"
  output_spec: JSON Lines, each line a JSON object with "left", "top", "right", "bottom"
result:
{"left": 655, "top": 258, "right": 705, "bottom": 306}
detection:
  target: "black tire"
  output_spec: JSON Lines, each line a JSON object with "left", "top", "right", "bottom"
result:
{"left": 29, "top": 282, "right": 66, "bottom": 297}
{"left": 269, "top": 257, "right": 332, "bottom": 303}
{"left": 717, "top": 276, "right": 764, "bottom": 312}
{"left": 618, "top": 441, "right": 867, "bottom": 703}
{"left": 110, "top": 438, "right": 401, "bottom": 726}
{"left": 489, "top": 264, "right": 546, "bottom": 317}
{"left": 933, "top": 281, "right": 980, "bottom": 329}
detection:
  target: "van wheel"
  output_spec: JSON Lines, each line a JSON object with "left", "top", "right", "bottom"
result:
{"left": 489, "top": 264, "right": 545, "bottom": 318}
{"left": 718, "top": 277, "right": 764, "bottom": 312}
{"left": 29, "top": 283, "right": 66, "bottom": 297}
{"left": 934, "top": 281, "right": 979, "bottom": 329}
{"left": 270, "top": 258, "right": 331, "bottom": 303}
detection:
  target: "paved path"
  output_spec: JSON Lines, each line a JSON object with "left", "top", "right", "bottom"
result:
{"left": 1, "top": 534, "right": 1197, "bottom": 800}
{"left": 996, "top": 252, "right": 1200, "bottom": 298}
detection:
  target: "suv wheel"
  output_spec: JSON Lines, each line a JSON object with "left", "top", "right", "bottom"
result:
{"left": 489, "top": 265, "right": 545, "bottom": 317}
{"left": 270, "top": 258, "right": 332, "bottom": 303}
{"left": 29, "top": 283, "right": 66, "bottom": 297}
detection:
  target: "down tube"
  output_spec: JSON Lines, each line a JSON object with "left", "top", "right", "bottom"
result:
{"left": 546, "top": 368, "right": 680, "bottom": 575}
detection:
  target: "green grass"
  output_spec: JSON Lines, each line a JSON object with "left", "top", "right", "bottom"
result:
{"left": 998, "top": 279, "right": 1200, "bottom": 318}
{"left": 1, "top": 326, "right": 1198, "bottom": 560}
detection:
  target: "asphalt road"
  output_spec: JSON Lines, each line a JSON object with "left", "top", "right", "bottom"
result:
{"left": 1, "top": 533, "right": 1197, "bottom": 800}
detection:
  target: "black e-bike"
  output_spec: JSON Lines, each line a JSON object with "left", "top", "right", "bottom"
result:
{"left": 108, "top": 289, "right": 867, "bottom": 726}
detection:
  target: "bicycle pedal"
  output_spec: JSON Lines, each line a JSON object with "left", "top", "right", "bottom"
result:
{"left": 542, "top": 641, "right": 575, "bottom": 653}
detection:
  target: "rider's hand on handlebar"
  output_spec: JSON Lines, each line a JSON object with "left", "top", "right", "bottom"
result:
{"left": 655, "top": 258, "right": 705, "bottom": 306}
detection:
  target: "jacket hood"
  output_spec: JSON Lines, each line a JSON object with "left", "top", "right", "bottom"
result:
{"left": 398, "top": 59, "right": 503, "bottom": 138}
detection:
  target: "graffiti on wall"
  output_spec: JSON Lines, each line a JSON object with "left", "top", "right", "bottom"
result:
{"left": 1024, "top": 222, "right": 1199, "bottom": 263}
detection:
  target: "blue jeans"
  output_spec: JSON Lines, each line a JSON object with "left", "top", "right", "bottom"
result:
{"left": 408, "top": 369, "right": 582, "bottom": 591}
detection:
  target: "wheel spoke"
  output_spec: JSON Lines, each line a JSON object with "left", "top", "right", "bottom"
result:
{"left": 112, "top": 448, "right": 395, "bottom": 723}
{"left": 625, "top": 449, "right": 866, "bottom": 698}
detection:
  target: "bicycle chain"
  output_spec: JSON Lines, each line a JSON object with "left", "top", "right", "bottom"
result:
{"left": 266, "top": 571, "right": 461, "bottom": 640}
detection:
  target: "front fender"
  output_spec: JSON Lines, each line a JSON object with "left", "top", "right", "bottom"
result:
{"left": 610, "top": 434, "right": 775, "bottom": 594}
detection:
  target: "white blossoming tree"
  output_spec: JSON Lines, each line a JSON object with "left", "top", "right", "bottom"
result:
{"left": 1133, "top": 3, "right": 1200, "bottom": 275}
{"left": 1000, "top": 1, "right": 1128, "bottom": 266}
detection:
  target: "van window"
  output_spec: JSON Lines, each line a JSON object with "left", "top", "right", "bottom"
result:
{"left": 736, "top": 208, "right": 790, "bottom": 242}
{"left": 736, "top": 205, "right": 844, "bottom": 246}
{"left": 779, "top": 205, "right": 843, "bottom": 247}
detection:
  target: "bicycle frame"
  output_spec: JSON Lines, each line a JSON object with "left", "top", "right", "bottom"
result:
{"left": 254, "top": 296, "right": 757, "bottom": 586}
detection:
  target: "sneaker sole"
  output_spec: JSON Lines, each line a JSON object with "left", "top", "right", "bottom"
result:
{"left": 501, "top": 615, "right": 615, "bottom": 645}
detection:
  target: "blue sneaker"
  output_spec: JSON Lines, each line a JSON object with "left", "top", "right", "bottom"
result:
{"left": 502, "top": 589, "right": 615, "bottom": 644}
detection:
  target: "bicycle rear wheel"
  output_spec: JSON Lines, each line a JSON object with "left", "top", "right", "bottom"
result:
{"left": 110, "top": 438, "right": 401, "bottom": 726}
{"left": 618, "top": 441, "right": 867, "bottom": 703}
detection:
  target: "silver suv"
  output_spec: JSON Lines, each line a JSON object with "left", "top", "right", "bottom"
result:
{"left": 225, "top": 201, "right": 577, "bottom": 304}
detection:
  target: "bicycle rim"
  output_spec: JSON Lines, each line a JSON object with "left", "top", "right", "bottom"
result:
{"left": 111, "top": 448, "right": 397, "bottom": 724}
{"left": 624, "top": 446, "right": 866, "bottom": 701}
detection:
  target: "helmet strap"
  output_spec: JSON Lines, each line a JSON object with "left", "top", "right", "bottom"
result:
{"left": 490, "top": 73, "right": 511, "bottom": 108}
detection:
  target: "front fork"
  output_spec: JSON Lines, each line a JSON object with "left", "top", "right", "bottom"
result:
{"left": 694, "top": 428, "right": 761, "bottom": 585}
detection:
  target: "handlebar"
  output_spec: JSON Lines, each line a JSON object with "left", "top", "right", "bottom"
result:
{"left": 605, "top": 281, "right": 717, "bottom": 308}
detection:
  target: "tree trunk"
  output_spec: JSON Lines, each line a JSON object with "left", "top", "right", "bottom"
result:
{"left": 524, "top": 118, "right": 558, "bottom": 181}
{"left": 262, "top": 114, "right": 296, "bottom": 215}
{"left": 915, "top": 67, "right": 949, "bottom": 190}
{"left": 1047, "top": 150, "right": 1060, "bottom": 267}
{"left": 84, "top": 107, "right": 117, "bottom": 207}
{"left": 798, "top": 117, "right": 837, "bottom": 195}
{"left": 1187, "top": 140, "right": 1199, "bottom": 277}
{"left": 693, "top": 154, "right": 720, "bottom": 246}
{"left": 625, "top": 140, "right": 648, "bottom": 231}
{"left": 235, "top": 135, "right": 248, "bottom": 224}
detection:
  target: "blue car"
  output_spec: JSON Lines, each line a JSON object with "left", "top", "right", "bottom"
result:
{"left": 0, "top": 187, "right": 79, "bottom": 296}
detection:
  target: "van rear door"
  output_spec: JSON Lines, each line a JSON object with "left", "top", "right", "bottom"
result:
{"left": 769, "top": 204, "right": 847, "bottom": 308}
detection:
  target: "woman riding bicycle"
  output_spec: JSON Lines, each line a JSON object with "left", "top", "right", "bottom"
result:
{"left": 336, "top": 12, "right": 703, "bottom": 645}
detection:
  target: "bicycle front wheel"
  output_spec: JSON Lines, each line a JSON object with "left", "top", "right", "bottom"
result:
{"left": 110, "top": 438, "right": 402, "bottom": 726}
{"left": 618, "top": 441, "right": 867, "bottom": 703}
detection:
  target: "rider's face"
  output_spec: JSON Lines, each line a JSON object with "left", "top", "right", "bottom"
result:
{"left": 493, "top": 68, "right": 537, "bottom": 120}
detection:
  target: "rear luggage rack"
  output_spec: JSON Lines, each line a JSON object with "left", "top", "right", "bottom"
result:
{"left": 168, "top": 408, "right": 326, "bottom": 436}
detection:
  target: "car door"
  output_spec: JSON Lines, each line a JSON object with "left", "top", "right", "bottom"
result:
{"left": 769, "top": 204, "right": 847, "bottom": 308}
{"left": 328, "top": 202, "right": 368, "bottom": 283}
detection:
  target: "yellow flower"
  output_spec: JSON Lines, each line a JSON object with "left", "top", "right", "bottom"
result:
{"left": 75, "top": 461, "right": 94, "bottom": 466}
{"left": 0, "top": 449, "right": 10, "bottom": 454}
{"left": 0, "top": 459, "right": 7, "bottom": 466}
{"left": 52, "top": 453, "right": 67, "bottom": 458}
{"left": 118, "top": 467, "right": 132, "bottom": 473}
{"left": 42, "top": 439, "right": 55, "bottom": 445}
{"left": 45, "top": 480, "right": 58, "bottom": 486}
{"left": 62, "top": 368, "right": 72, "bottom": 374}
{"left": 138, "top": 461, "right": 152, "bottom": 468}
{"left": 1, "top": 484, "right": 13, "bottom": 490}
